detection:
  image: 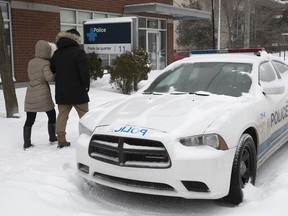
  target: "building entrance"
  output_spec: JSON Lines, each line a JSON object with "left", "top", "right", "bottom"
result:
{"left": 147, "top": 31, "right": 160, "bottom": 70}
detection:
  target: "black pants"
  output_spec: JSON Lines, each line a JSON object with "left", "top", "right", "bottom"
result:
{"left": 24, "top": 108, "right": 56, "bottom": 127}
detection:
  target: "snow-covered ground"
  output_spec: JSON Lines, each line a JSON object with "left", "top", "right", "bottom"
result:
{"left": 1, "top": 70, "right": 288, "bottom": 216}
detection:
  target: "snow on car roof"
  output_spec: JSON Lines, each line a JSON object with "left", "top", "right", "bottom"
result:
{"left": 168, "top": 51, "right": 271, "bottom": 68}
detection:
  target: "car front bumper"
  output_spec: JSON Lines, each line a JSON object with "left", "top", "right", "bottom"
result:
{"left": 76, "top": 133, "right": 236, "bottom": 200}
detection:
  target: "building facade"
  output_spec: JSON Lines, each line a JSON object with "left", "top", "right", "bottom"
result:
{"left": 0, "top": 0, "right": 210, "bottom": 83}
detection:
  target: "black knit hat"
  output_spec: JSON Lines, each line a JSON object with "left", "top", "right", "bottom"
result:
{"left": 66, "top": 28, "right": 80, "bottom": 37}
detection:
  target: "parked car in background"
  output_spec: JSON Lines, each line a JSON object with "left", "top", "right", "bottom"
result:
{"left": 76, "top": 48, "right": 288, "bottom": 205}
{"left": 172, "top": 50, "right": 191, "bottom": 62}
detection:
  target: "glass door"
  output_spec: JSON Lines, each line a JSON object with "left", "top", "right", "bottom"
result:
{"left": 147, "top": 31, "right": 160, "bottom": 70}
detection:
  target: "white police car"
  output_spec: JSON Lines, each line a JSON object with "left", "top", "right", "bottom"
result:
{"left": 76, "top": 48, "right": 288, "bottom": 205}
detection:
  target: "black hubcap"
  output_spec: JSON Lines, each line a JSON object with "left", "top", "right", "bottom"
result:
{"left": 240, "top": 147, "right": 251, "bottom": 188}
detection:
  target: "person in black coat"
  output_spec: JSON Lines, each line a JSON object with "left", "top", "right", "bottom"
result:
{"left": 50, "top": 29, "right": 90, "bottom": 148}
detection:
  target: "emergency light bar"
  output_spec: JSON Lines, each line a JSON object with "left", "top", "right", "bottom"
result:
{"left": 191, "top": 48, "right": 264, "bottom": 55}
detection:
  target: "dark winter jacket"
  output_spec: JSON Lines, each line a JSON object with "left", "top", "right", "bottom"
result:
{"left": 24, "top": 40, "right": 55, "bottom": 112}
{"left": 50, "top": 32, "right": 90, "bottom": 105}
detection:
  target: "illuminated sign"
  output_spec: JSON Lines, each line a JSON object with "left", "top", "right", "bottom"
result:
{"left": 84, "top": 21, "right": 132, "bottom": 54}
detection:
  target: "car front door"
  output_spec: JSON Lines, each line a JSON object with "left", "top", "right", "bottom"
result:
{"left": 258, "top": 61, "right": 288, "bottom": 162}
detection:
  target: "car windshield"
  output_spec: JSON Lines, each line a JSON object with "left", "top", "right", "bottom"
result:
{"left": 144, "top": 62, "right": 253, "bottom": 97}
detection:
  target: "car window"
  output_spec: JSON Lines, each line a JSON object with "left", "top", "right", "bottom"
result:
{"left": 272, "top": 60, "right": 288, "bottom": 74}
{"left": 144, "top": 62, "right": 253, "bottom": 97}
{"left": 259, "top": 62, "right": 276, "bottom": 82}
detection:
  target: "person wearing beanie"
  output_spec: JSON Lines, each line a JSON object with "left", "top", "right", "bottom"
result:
{"left": 50, "top": 28, "right": 90, "bottom": 149}
{"left": 23, "top": 40, "right": 57, "bottom": 150}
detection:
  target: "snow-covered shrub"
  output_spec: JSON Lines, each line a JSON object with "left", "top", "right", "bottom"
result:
{"left": 88, "top": 52, "right": 103, "bottom": 80}
{"left": 109, "top": 48, "right": 151, "bottom": 94}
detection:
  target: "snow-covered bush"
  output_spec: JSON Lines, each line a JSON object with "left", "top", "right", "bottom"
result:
{"left": 88, "top": 52, "right": 103, "bottom": 80}
{"left": 109, "top": 48, "right": 151, "bottom": 94}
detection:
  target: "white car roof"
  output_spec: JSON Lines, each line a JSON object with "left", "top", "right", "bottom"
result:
{"left": 184, "top": 53, "right": 269, "bottom": 64}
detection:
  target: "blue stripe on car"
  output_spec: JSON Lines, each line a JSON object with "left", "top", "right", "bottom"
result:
{"left": 258, "top": 121, "right": 288, "bottom": 160}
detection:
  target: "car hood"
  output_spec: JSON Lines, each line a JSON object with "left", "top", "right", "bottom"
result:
{"left": 84, "top": 93, "right": 246, "bottom": 136}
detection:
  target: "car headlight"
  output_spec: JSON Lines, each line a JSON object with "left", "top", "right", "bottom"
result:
{"left": 179, "top": 134, "right": 228, "bottom": 150}
{"left": 79, "top": 122, "right": 93, "bottom": 136}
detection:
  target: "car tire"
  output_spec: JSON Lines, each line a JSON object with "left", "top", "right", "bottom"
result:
{"left": 225, "top": 133, "right": 257, "bottom": 205}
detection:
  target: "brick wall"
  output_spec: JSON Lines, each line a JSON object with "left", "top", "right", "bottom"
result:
{"left": 167, "top": 22, "right": 174, "bottom": 64}
{"left": 11, "top": 8, "right": 60, "bottom": 82}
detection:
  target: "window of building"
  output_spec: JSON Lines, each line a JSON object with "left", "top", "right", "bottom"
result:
{"left": 93, "top": 12, "right": 107, "bottom": 19}
{"left": 160, "top": 20, "right": 166, "bottom": 30}
{"left": 147, "top": 18, "right": 158, "bottom": 29}
{"left": 139, "top": 18, "right": 146, "bottom": 28}
{"left": 60, "top": 8, "right": 120, "bottom": 43}
{"left": 139, "top": 30, "right": 146, "bottom": 49}
{"left": 60, "top": 9, "right": 76, "bottom": 24}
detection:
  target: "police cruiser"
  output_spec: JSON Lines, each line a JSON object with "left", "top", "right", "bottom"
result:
{"left": 76, "top": 48, "right": 288, "bottom": 205}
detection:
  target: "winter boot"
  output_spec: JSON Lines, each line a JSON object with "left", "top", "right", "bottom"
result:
{"left": 23, "top": 126, "right": 34, "bottom": 150}
{"left": 48, "top": 123, "right": 57, "bottom": 143}
{"left": 57, "top": 134, "right": 71, "bottom": 149}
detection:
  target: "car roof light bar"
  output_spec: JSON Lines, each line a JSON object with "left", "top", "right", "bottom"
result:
{"left": 228, "top": 48, "right": 264, "bottom": 53}
{"left": 191, "top": 48, "right": 264, "bottom": 55}
{"left": 191, "top": 49, "right": 219, "bottom": 54}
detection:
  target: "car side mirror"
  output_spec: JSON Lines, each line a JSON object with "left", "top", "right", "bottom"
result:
{"left": 262, "top": 83, "right": 285, "bottom": 95}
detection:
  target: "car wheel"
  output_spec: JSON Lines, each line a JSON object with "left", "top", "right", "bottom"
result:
{"left": 225, "top": 133, "right": 257, "bottom": 205}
